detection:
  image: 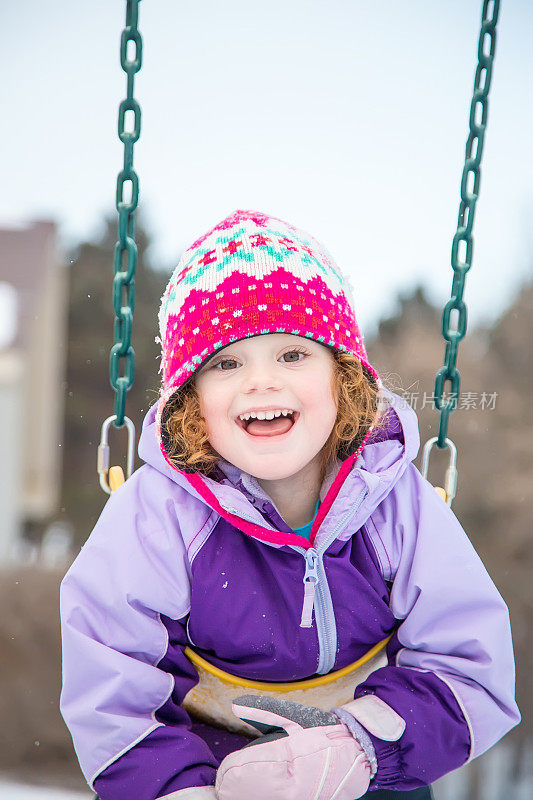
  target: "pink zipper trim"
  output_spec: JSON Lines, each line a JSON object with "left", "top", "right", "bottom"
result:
{"left": 309, "top": 453, "right": 356, "bottom": 546}
{"left": 185, "top": 471, "right": 313, "bottom": 549}
{"left": 308, "top": 423, "right": 375, "bottom": 546}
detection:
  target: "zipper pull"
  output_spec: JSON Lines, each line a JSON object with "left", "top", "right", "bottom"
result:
{"left": 300, "top": 548, "right": 319, "bottom": 628}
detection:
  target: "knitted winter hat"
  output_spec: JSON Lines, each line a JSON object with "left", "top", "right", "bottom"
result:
{"left": 156, "top": 209, "right": 382, "bottom": 470}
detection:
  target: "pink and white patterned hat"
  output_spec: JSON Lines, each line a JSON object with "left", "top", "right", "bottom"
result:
{"left": 156, "top": 209, "right": 382, "bottom": 468}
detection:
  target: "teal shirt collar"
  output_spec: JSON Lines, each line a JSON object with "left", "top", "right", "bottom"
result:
{"left": 292, "top": 499, "right": 321, "bottom": 539}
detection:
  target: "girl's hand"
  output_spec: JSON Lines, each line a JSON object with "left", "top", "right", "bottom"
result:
{"left": 215, "top": 695, "right": 374, "bottom": 800}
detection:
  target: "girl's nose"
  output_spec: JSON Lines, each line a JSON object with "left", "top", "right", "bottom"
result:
{"left": 240, "top": 367, "right": 284, "bottom": 394}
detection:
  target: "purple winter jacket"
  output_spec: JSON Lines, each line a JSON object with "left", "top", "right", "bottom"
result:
{"left": 59, "top": 387, "right": 520, "bottom": 799}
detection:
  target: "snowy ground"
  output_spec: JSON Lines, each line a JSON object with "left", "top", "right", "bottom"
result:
{"left": 0, "top": 778, "right": 92, "bottom": 799}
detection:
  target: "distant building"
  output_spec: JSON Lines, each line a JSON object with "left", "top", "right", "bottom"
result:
{"left": 0, "top": 220, "right": 68, "bottom": 561}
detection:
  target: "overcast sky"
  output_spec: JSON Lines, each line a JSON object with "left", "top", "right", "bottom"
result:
{"left": 2, "top": 0, "right": 533, "bottom": 339}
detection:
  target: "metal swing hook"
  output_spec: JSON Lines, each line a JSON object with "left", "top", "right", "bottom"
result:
{"left": 97, "top": 415, "right": 136, "bottom": 495}
{"left": 421, "top": 436, "right": 458, "bottom": 507}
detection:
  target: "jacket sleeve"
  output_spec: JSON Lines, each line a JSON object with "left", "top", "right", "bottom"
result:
{"left": 59, "top": 472, "right": 218, "bottom": 800}
{"left": 341, "top": 461, "right": 521, "bottom": 791}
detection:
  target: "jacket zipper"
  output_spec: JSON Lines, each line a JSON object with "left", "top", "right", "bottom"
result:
{"left": 300, "top": 549, "right": 319, "bottom": 627}
{"left": 221, "top": 489, "right": 369, "bottom": 674}
{"left": 291, "top": 488, "right": 368, "bottom": 674}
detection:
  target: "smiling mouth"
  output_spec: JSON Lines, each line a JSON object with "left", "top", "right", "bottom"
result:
{"left": 236, "top": 411, "right": 300, "bottom": 438}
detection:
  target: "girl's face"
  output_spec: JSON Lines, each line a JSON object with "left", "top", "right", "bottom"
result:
{"left": 193, "top": 334, "right": 338, "bottom": 481}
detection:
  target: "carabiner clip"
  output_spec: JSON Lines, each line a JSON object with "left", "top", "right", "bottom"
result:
{"left": 421, "top": 436, "right": 458, "bottom": 507}
{"left": 97, "top": 415, "right": 136, "bottom": 495}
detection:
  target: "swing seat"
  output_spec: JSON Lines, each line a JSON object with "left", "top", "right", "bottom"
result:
{"left": 182, "top": 637, "right": 392, "bottom": 736}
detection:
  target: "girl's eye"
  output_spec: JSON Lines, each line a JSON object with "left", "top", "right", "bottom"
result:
{"left": 214, "top": 359, "right": 239, "bottom": 371}
{"left": 281, "top": 349, "right": 307, "bottom": 363}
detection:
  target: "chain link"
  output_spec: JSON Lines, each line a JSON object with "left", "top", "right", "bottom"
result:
{"left": 109, "top": 0, "right": 142, "bottom": 428}
{"left": 433, "top": 0, "right": 500, "bottom": 448}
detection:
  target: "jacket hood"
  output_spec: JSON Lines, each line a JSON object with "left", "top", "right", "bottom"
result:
{"left": 138, "top": 386, "right": 420, "bottom": 550}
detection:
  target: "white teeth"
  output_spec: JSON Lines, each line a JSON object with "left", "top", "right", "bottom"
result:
{"left": 239, "top": 409, "right": 295, "bottom": 421}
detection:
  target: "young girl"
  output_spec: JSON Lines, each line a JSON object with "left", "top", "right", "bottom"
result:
{"left": 60, "top": 209, "right": 520, "bottom": 800}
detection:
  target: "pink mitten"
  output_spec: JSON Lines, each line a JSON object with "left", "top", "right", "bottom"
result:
{"left": 215, "top": 695, "right": 374, "bottom": 800}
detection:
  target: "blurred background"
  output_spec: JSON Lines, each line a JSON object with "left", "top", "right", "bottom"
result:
{"left": 0, "top": 0, "right": 531, "bottom": 797}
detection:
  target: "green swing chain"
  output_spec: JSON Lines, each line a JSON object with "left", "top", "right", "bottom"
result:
{"left": 110, "top": 0, "right": 142, "bottom": 429}
{"left": 97, "top": 0, "right": 141, "bottom": 495}
{"left": 433, "top": 0, "right": 499, "bottom": 449}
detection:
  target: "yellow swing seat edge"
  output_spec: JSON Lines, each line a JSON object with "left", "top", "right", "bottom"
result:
{"left": 184, "top": 634, "right": 393, "bottom": 691}
{"left": 182, "top": 635, "right": 393, "bottom": 735}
